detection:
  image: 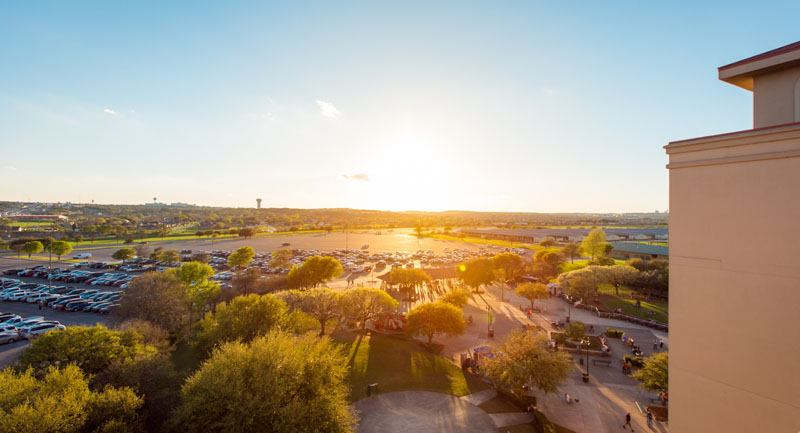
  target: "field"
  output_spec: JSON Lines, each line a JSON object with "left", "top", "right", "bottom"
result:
{"left": 558, "top": 259, "right": 627, "bottom": 273}
{"left": 595, "top": 284, "right": 668, "bottom": 324}
{"left": 418, "top": 233, "right": 542, "bottom": 251}
{"left": 331, "top": 329, "right": 489, "bottom": 402}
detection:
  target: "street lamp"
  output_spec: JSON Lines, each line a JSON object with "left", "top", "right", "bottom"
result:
{"left": 581, "top": 337, "right": 591, "bottom": 383}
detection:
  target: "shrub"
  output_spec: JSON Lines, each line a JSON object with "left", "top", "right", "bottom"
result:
{"left": 605, "top": 328, "right": 623, "bottom": 338}
{"left": 553, "top": 333, "right": 567, "bottom": 344}
{"left": 624, "top": 355, "right": 645, "bottom": 367}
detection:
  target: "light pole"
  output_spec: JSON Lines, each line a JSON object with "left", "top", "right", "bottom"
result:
{"left": 581, "top": 337, "right": 591, "bottom": 382}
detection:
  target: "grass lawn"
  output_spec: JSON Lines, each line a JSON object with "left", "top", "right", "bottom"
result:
{"left": 559, "top": 259, "right": 626, "bottom": 272}
{"left": 331, "top": 329, "right": 489, "bottom": 402}
{"left": 417, "top": 233, "right": 543, "bottom": 251}
{"left": 592, "top": 284, "right": 668, "bottom": 324}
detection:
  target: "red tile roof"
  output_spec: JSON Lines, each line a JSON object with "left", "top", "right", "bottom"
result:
{"left": 719, "top": 41, "right": 800, "bottom": 71}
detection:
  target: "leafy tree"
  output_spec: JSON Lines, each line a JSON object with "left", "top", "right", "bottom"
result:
{"left": 457, "top": 257, "right": 495, "bottom": 291}
{"left": 227, "top": 246, "right": 255, "bottom": 269}
{"left": 440, "top": 287, "right": 470, "bottom": 308}
{"left": 21, "top": 241, "right": 43, "bottom": 258}
{"left": 539, "top": 238, "right": 556, "bottom": 248}
{"left": 287, "top": 255, "right": 343, "bottom": 289}
{"left": 158, "top": 249, "right": 180, "bottom": 266}
{"left": 561, "top": 242, "right": 581, "bottom": 263}
{"left": 195, "top": 294, "right": 310, "bottom": 352}
{"left": 598, "top": 265, "right": 639, "bottom": 296}
{"left": 176, "top": 261, "right": 215, "bottom": 286}
{"left": 112, "top": 248, "right": 136, "bottom": 264}
{"left": 268, "top": 249, "right": 293, "bottom": 269}
{"left": 18, "top": 325, "right": 153, "bottom": 376}
{"left": 515, "top": 282, "right": 549, "bottom": 310}
{"left": 133, "top": 245, "right": 150, "bottom": 262}
{"left": 0, "top": 365, "right": 143, "bottom": 433}
{"left": 632, "top": 352, "right": 668, "bottom": 393}
{"left": 492, "top": 252, "right": 523, "bottom": 301}
{"left": 534, "top": 250, "right": 563, "bottom": 267}
{"left": 175, "top": 332, "right": 355, "bottom": 433}
{"left": 483, "top": 330, "right": 572, "bottom": 396}
{"left": 566, "top": 321, "right": 586, "bottom": 341}
{"left": 588, "top": 256, "right": 616, "bottom": 266}
{"left": 177, "top": 262, "right": 220, "bottom": 315}
{"left": 116, "top": 272, "right": 190, "bottom": 336}
{"left": 602, "top": 242, "right": 614, "bottom": 256}
{"left": 339, "top": 287, "right": 398, "bottom": 333}
{"left": 406, "top": 301, "right": 465, "bottom": 345}
{"left": 149, "top": 247, "right": 163, "bottom": 261}
{"left": 48, "top": 240, "right": 72, "bottom": 260}
{"left": 580, "top": 228, "right": 607, "bottom": 260}
{"left": 388, "top": 268, "right": 431, "bottom": 299}
{"left": 156, "top": 226, "right": 169, "bottom": 239}
{"left": 229, "top": 267, "right": 262, "bottom": 296}
{"left": 556, "top": 267, "right": 603, "bottom": 300}
{"left": 293, "top": 287, "right": 341, "bottom": 336}
{"left": 237, "top": 228, "right": 256, "bottom": 238}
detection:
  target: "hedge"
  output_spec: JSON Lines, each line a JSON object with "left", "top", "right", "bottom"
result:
{"left": 623, "top": 355, "right": 645, "bottom": 367}
{"left": 605, "top": 328, "right": 623, "bottom": 338}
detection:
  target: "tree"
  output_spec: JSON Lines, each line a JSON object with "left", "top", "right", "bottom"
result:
{"left": 268, "top": 249, "right": 293, "bottom": 269}
{"left": 175, "top": 332, "right": 355, "bottom": 433}
{"left": 534, "top": 250, "right": 563, "bottom": 267}
{"left": 560, "top": 243, "right": 581, "bottom": 263}
{"left": 112, "top": 248, "right": 136, "bottom": 264}
{"left": 588, "top": 256, "right": 616, "bottom": 266}
{"left": 115, "top": 272, "right": 190, "bottom": 336}
{"left": 598, "top": 265, "right": 639, "bottom": 296}
{"left": 539, "top": 238, "right": 556, "bottom": 248}
{"left": 440, "top": 287, "right": 470, "bottom": 308}
{"left": 133, "top": 245, "right": 150, "bottom": 262}
{"left": 158, "top": 249, "right": 180, "bottom": 266}
{"left": 566, "top": 321, "right": 586, "bottom": 341}
{"left": 339, "top": 287, "right": 398, "bottom": 333}
{"left": 156, "top": 226, "right": 169, "bottom": 239}
{"left": 230, "top": 267, "right": 263, "bottom": 296}
{"left": 48, "top": 240, "right": 72, "bottom": 260}
{"left": 195, "top": 294, "right": 306, "bottom": 353}
{"left": 237, "top": 227, "right": 256, "bottom": 238}
{"left": 632, "top": 352, "right": 668, "bottom": 394}
{"left": 483, "top": 330, "right": 572, "bottom": 396}
{"left": 556, "top": 267, "right": 603, "bottom": 300}
{"left": 457, "top": 257, "right": 495, "bottom": 291}
{"left": 21, "top": 241, "right": 43, "bottom": 258}
{"left": 0, "top": 365, "right": 143, "bottom": 433}
{"left": 149, "top": 247, "right": 163, "bottom": 261}
{"left": 227, "top": 246, "right": 255, "bottom": 269}
{"left": 388, "top": 268, "right": 431, "bottom": 299}
{"left": 491, "top": 252, "right": 524, "bottom": 301}
{"left": 18, "top": 325, "right": 154, "bottom": 376}
{"left": 11, "top": 243, "right": 23, "bottom": 257}
{"left": 406, "top": 301, "right": 465, "bottom": 345}
{"left": 515, "top": 282, "right": 549, "bottom": 310}
{"left": 296, "top": 287, "right": 341, "bottom": 336}
{"left": 287, "top": 255, "right": 343, "bottom": 289}
{"left": 177, "top": 262, "right": 220, "bottom": 315}
{"left": 580, "top": 228, "right": 607, "bottom": 260}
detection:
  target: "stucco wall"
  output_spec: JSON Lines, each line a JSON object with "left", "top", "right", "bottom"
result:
{"left": 667, "top": 128, "right": 800, "bottom": 433}
{"left": 753, "top": 66, "right": 800, "bottom": 128}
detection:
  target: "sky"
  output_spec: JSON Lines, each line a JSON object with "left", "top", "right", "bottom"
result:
{"left": 1, "top": 1, "right": 798, "bottom": 213}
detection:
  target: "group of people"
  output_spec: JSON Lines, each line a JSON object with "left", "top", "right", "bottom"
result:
{"left": 622, "top": 409, "right": 655, "bottom": 431}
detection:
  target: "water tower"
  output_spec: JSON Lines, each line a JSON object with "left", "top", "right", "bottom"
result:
{"left": 256, "top": 198, "right": 262, "bottom": 209}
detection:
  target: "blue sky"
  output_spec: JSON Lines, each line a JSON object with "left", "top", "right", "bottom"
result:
{"left": 1, "top": 1, "right": 798, "bottom": 212}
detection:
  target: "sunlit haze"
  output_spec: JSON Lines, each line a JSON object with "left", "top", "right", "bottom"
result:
{"left": 1, "top": 1, "right": 798, "bottom": 212}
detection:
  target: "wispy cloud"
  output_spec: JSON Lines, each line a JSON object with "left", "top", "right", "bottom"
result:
{"left": 316, "top": 100, "right": 341, "bottom": 119}
{"left": 103, "top": 108, "right": 117, "bottom": 115}
{"left": 342, "top": 173, "right": 369, "bottom": 182}
{"left": 2, "top": 165, "right": 17, "bottom": 171}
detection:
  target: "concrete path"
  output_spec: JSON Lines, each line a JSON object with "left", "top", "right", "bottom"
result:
{"left": 353, "top": 391, "right": 498, "bottom": 433}
{"left": 490, "top": 412, "right": 535, "bottom": 427}
{"left": 460, "top": 389, "right": 497, "bottom": 406}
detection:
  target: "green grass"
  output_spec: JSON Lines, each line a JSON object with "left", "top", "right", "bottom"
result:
{"left": 417, "top": 233, "right": 543, "bottom": 250}
{"left": 593, "top": 284, "right": 668, "bottom": 324}
{"left": 558, "top": 259, "right": 626, "bottom": 272}
{"left": 331, "top": 329, "right": 489, "bottom": 402}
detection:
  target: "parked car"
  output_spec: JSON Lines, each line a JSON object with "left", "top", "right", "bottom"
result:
{"left": 20, "top": 323, "right": 66, "bottom": 339}
{"left": 0, "top": 331, "right": 20, "bottom": 345}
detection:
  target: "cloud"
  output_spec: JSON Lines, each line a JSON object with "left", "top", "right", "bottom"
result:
{"left": 342, "top": 173, "right": 369, "bottom": 182}
{"left": 316, "top": 100, "right": 341, "bottom": 119}
{"left": 2, "top": 165, "right": 17, "bottom": 171}
{"left": 540, "top": 86, "right": 556, "bottom": 96}
{"left": 103, "top": 108, "right": 117, "bottom": 115}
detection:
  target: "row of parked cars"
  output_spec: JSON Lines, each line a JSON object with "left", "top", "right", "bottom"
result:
{"left": 0, "top": 278, "right": 122, "bottom": 314}
{"left": 3, "top": 266, "right": 135, "bottom": 289}
{"left": 0, "top": 312, "right": 66, "bottom": 343}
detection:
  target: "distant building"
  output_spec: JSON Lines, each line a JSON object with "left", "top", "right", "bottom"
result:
{"left": 609, "top": 242, "right": 668, "bottom": 261}
{"left": 665, "top": 41, "right": 800, "bottom": 432}
{"left": 459, "top": 227, "right": 668, "bottom": 243}
{"left": 7, "top": 214, "right": 67, "bottom": 221}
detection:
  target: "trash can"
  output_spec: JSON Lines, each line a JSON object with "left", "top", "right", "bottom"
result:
{"left": 367, "top": 383, "right": 378, "bottom": 396}
{"left": 488, "top": 328, "right": 494, "bottom": 338}
{"left": 582, "top": 373, "right": 590, "bottom": 383}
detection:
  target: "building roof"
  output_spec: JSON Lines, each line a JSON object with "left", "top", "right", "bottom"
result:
{"left": 610, "top": 242, "right": 668, "bottom": 256}
{"left": 718, "top": 41, "right": 800, "bottom": 90}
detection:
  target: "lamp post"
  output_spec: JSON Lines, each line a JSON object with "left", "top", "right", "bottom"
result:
{"left": 581, "top": 337, "right": 590, "bottom": 382}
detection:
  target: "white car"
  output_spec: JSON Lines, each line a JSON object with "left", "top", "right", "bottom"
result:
{"left": 20, "top": 323, "right": 66, "bottom": 339}
{"left": 0, "top": 331, "right": 20, "bottom": 345}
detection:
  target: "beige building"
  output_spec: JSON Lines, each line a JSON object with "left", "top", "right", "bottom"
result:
{"left": 665, "top": 41, "right": 800, "bottom": 433}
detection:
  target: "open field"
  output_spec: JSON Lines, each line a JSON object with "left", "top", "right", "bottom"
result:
{"left": 418, "top": 233, "right": 542, "bottom": 250}
{"left": 595, "top": 284, "right": 668, "bottom": 324}
{"left": 331, "top": 329, "right": 489, "bottom": 402}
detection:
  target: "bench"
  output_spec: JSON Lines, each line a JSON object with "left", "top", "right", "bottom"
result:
{"left": 591, "top": 359, "right": 612, "bottom": 367}
{"left": 635, "top": 401, "right": 646, "bottom": 416}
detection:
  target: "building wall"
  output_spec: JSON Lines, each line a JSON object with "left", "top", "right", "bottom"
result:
{"left": 666, "top": 125, "right": 800, "bottom": 433}
{"left": 753, "top": 66, "right": 800, "bottom": 128}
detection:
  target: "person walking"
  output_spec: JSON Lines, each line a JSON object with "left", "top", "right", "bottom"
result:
{"left": 623, "top": 412, "right": 635, "bottom": 431}
{"left": 38, "top": 300, "right": 43, "bottom": 310}
{"left": 646, "top": 409, "right": 654, "bottom": 428}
